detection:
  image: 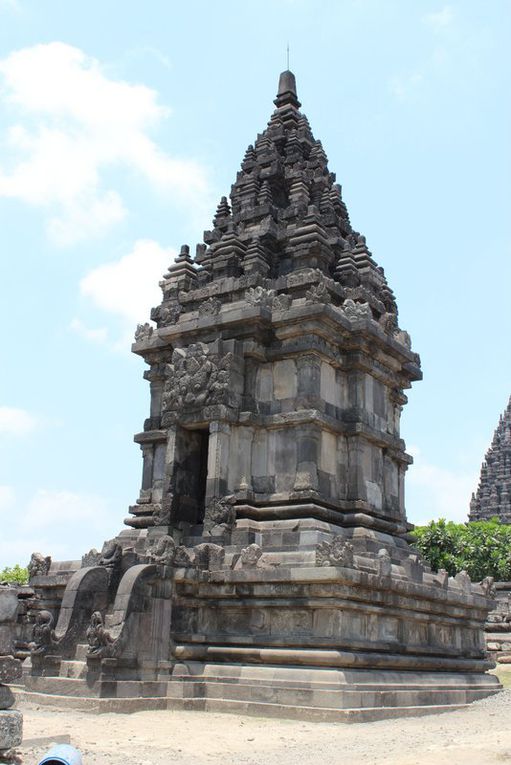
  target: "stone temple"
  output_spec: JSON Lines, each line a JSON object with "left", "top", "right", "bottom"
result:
{"left": 470, "top": 396, "right": 511, "bottom": 523}
{"left": 21, "top": 70, "right": 499, "bottom": 719}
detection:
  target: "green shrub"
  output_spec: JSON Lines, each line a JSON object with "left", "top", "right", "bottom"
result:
{"left": 411, "top": 517, "right": 511, "bottom": 581}
{"left": 0, "top": 564, "right": 29, "bottom": 585}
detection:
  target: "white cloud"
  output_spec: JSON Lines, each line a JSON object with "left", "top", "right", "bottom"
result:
{"left": 0, "top": 406, "right": 37, "bottom": 436}
{"left": 72, "top": 239, "right": 174, "bottom": 350}
{"left": 406, "top": 446, "right": 477, "bottom": 525}
{"left": 0, "top": 42, "right": 209, "bottom": 244}
{"left": 422, "top": 6, "right": 455, "bottom": 30}
{"left": 69, "top": 318, "right": 108, "bottom": 345}
{"left": 80, "top": 239, "right": 173, "bottom": 324}
{"left": 21, "top": 488, "right": 108, "bottom": 531}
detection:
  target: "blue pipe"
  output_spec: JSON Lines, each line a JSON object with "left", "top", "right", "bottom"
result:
{"left": 38, "top": 744, "right": 83, "bottom": 765}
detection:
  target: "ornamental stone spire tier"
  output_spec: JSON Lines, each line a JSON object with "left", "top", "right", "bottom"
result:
{"left": 22, "top": 70, "right": 500, "bottom": 719}
{"left": 470, "top": 397, "right": 511, "bottom": 523}
{"left": 126, "top": 68, "right": 417, "bottom": 533}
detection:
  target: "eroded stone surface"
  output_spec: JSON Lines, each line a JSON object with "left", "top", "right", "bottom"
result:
{"left": 0, "top": 710, "right": 22, "bottom": 749}
{"left": 0, "top": 659, "right": 21, "bottom": 686}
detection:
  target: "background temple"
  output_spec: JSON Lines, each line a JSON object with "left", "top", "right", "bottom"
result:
{"left": 470, "top": 397, "right": 511, "bottom": 523}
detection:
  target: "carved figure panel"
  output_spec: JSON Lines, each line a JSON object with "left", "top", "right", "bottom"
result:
{"left": 162, "top": 343, "right": 234, "bottom": 412}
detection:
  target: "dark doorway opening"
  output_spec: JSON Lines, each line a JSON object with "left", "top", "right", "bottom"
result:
{"left": 174, "top": 427, "right": 209, "bottom": 526}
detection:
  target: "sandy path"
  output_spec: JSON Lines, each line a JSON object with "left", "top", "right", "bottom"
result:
{"left": 16, "top": 688, "right": 511, "bottom": 765}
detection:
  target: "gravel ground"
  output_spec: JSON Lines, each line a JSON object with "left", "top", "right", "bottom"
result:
{"left": 16, "top": 687, "right": 511, "bottom": 765}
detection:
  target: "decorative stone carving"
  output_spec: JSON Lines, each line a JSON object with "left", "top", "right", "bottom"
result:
{"left": 27, "top": 552, "right": 51, "bottom": 580}
{"left": 162, "top": 343, "right": 233, "bottom": 412}
{"left": 315, "top": 538, "right": 354, "bottom": 568}
{"left": 436, "top": 569, "right": 449, "bottom": 589}
{"left": 153, "top": 302, "right": 181, "bottom": 326}
{"left": 245, "top": 286, "right": 275, "bottom": 307}
{"left": 199, "top": 297, "right": 221, "bottom": 317}
{"left": 203, "top": 496, "right": 237, "bottom": 536}
{"left": 480, "top": 576, "right": 496, "bottom": 598}
{"left": 193, "top": 543, "right": 225, "bottom": 571}
{"left": 379, "top": 311, "right": 398, "bottom": 334}
{"left": 134, "top": 322, "right": 154, "bottom": 343}
{"left": 240, "top": 544, "right": 263, "bottom": 568}
{"left": 81, "top": 549, "right": 102, "bottom": 568}
{"left": 152, "top": 501, "right": 172, "bottom": 527}
{"left": 455, "top": 570, "right": 472, "bottom": 593}
{"left": 376, "top": 548, "right": 392, "bottom": 578}
{"left": 146, "top": 535, "right": 176, "bottom": 566}
{"left": 29, "top": 610, "right": 57, "bottom": 655}
{"left": 403, "top": 554, "right": 424, "bottom": 584}
{"left": 305, "top": 282, "right": 330, "bottom": 304}
{"left": 86, "top": 611, "right": 116, "bottom": 658}
{"left": 394, "top": 329, "right": 412, "bottom": 350}
{"left": 341, "top": 298, "right": 372, "bottom": 321}
{"left": 272, "top": 293, "right": 292, "bottom": 311}
{"left": 173, "top": 546, "right": 195, "bottom": 568}
{"left": 99, "top": 540, "right": 122, "bottom": 568}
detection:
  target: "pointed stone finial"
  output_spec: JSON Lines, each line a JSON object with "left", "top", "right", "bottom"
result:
{"left": 213, "top": 196, "right": 231, "bottom": 228}
{"left": 274, "top": 70, "right": 301, "bottom": 109}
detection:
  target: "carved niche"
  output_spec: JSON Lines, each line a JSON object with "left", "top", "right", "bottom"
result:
{"left": 162, "top": 343, "right": 234, "bottom": 412}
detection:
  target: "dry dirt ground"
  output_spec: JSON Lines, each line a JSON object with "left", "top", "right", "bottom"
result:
{"left": 16, "top": 669, "right": 511, "bottom": 765}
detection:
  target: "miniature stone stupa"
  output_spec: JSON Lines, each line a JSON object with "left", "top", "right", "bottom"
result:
{"left": 470, "top": 396, "right": 511, "bottom": 523}
{"left": 22, "top": 70, "right": 499, "bottom": 720}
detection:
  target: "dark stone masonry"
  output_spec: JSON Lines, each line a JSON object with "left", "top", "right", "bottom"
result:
{"left": 470, "top": 396, "right": 511, "bottom": 523}
{"left": 20, "top": 71, "right": 500, "bottom": 720}
{"left": 0, "top": 590, "right": 22, "bottom": 763}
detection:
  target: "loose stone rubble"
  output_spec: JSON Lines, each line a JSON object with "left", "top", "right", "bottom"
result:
{"left": 0, "top": 590, "right": 22, "bottom": 763}
{"left": 18, "top": 70, "right": 500, "bottom": 721}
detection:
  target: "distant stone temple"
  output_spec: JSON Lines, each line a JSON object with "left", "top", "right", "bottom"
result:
{"left": 470, "top": 397, "right": 511, "bottom": 523}
{"left": 21, "top": 70, "right": 499, "bottom": 719}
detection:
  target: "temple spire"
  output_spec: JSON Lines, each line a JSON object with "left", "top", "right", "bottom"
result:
{"left": 470, "top": 395, "right": 511, "bottom": 523}
{"left": 274, "top": 69, "right": 301, "bottom": 109}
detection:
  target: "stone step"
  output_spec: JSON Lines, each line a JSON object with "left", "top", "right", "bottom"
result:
{"left": 59, "top": 660, "right": 87, "bottom": 680}
{"left": 24, "top": 674, "right": 168, "bottom": 699}
{"left": 74, "top": 643, "right": 89, "bottom": 661}
{"left": 166, "top": 673, "right": 497, "bottom": 709}
{"left": 167, "top": 696, "right": 473, "bottom": 723}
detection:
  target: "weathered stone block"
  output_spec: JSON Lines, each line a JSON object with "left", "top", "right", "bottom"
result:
{"left": 0, "top": 658, "right": 21, "bottom": 685}
{"left": 0, "top": 709, "right": 22, "bottom": 749}
{"left": 0, "top": 685, "right": 14, "bottom": 710}
{"left": 0, "top": 591, "right": 18, "bottom": 624}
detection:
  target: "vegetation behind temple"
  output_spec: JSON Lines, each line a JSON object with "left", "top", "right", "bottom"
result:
{"left": 412, "top": 518, "right": 511, "bottom": 581}
{"left": 0, "top": 564, "right": 29, "bottom": 585}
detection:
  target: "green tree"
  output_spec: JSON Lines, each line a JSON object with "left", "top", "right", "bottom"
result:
{"left": 0, "top": 564, "right": 29, "bottom": 585}
{"left": 411, "top": 518, "right": 511, "bottom": 581}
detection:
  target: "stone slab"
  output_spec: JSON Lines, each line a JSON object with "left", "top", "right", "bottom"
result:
{"left": 0, "top": 710, "right": 22, "bottom": 749}
{"left": 0, "top": 591, "right": 18, "bottom": 624}
{"left": 0, "top": 658, "right": 21, "bottom": 685}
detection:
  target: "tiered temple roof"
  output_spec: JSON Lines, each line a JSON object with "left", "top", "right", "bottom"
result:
{"left": 156, "top": 70, "right": 400, "bottom": 328}
{"left": 470, "top": 397, "right": 511, "bottom": 523}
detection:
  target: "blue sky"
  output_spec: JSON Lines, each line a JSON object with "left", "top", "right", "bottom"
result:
{"left": 0, "top": 0, "right": 509, "bottom": 567}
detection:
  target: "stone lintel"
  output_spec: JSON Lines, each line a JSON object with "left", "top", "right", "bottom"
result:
{"left": 133, "top": 429, "right": 167, "bottom": 444}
